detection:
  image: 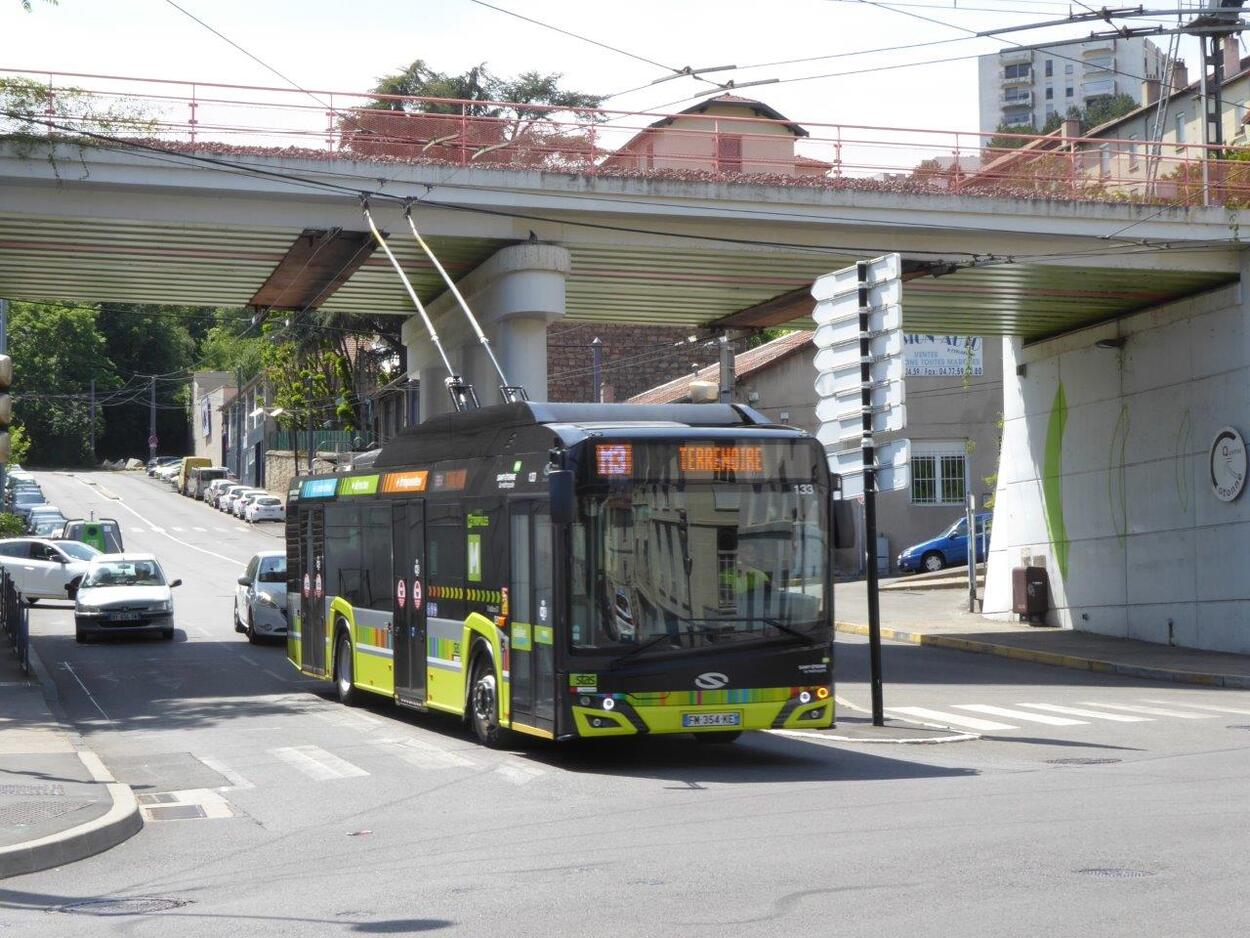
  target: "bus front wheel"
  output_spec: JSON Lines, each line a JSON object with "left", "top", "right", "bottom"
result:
{"left": 469, "top": 655, "right": 505, "bottom": 748}
{"left": 335, "top": 630, "right": 360, "bottom": 707}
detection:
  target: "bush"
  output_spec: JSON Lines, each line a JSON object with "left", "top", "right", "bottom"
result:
{"left": 0, "top": 513, "right": 26, "bottom": 538}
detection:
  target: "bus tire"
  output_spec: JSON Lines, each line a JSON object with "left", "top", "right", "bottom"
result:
{"left": 334, "top": 628, "right": 361, "bottom": 707}
{"left": 694, "top": 731, "right": 742, "bottom": 744}
{"left": 468, "top": 653, "right": 505, "bottom": 749}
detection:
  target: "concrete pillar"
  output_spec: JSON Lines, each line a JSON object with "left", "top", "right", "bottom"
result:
{"left": 402, "top": 243, "right": 571, "bottom": 419}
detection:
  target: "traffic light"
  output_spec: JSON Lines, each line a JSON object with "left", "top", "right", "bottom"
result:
{"left": 0, "top": 354, "right": 12, "bottom": 464}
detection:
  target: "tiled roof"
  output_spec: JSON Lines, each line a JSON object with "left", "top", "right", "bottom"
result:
{"left": 628, "top": 330, "right": 813, "bottom": 404}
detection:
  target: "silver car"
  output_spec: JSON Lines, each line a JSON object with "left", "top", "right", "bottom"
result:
{"left": 235, "top": 551, "right": 287, "bottom": 643}
{"left": 74, "top": 553, "right": 183, "bottom": 643}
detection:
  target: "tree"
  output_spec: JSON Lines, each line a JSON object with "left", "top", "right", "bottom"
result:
{"left": 8, "top": 424, "right": 30, "bottom": 467}
{"left": 8, "top": 301, "right": 117, "bottom": 466}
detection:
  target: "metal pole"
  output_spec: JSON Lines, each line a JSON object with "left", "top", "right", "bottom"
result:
{"left": 88, "top": 378, "right": 96, "bottom": 465}
{"left": 858, "top": 261, "right": 885, "bottom": 726}
{"left": 0, "top": 299, "right": 7, "bottom": 492}
{"left": 591, "top": 337, "right": 603, "bottom": 403}
{"left": 149, "top": 376, "right": 157, "bottom": 463}
{"left": 966, "top": 493, "right": 977, "bottom": 613}
{"left": 718, "top": 334, "right": 734, "bottom": 403}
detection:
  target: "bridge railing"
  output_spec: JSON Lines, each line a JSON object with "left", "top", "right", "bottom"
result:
{"left": 2, "top": 68, "right": 1248, "bottom": 207}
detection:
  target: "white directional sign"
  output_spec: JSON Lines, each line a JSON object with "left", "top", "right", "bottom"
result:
{"left": 829, "top": 438, "right": 912, "bottom": 498}
{"left": 813, "top": 354, "right": 904, "bottom": 401}
{"left": 811, "top": 252, "right": 901, "bottom": 304}
{"left": 813, "top": 304, "right": 902, "bottom": 350}
{"left": 815, "top": 402, "right": 907, "bottom": 448}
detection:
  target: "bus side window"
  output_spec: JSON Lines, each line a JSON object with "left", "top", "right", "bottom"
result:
{"left": 325, "top": 503, "right": 363, "bottom": 606}
{"left": 427, "top": 504, "right": 465, "bottom": 617}
{"left": 362, "top": 505, "right": 393, "bottom": 611}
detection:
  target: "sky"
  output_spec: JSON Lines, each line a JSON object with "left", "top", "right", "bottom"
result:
{"left": 1, "top": 0, "right": 1212, "bottom": 142}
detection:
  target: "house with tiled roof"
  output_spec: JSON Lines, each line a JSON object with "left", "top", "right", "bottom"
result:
{"left": 630, "top": 330, "right": 1004, "bottom": 574}
{"left": 602, "top": 94, "right": 833, "bottom": 178}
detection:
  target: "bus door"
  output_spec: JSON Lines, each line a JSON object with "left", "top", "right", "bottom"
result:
{"left": 392, "top": 500, "right": 426, "bottom": 704}
{"left": 509, "top": 501, "right": 555, "bottom": 733}
{"left": 301, "top": 507, "right": 327, "bottom": 676}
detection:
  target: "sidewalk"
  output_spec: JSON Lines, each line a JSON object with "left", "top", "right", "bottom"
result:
{"left": 835, "top": 580, "right": 1250, "bottom": 689}
{"left": 0, "top": 644, "right": 140, "bottom": 878}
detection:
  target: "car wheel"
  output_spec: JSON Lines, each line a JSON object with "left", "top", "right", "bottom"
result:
{"left": 334, "top": 630, "right": 360, "bottom": 706}
{"left": 922, "top": 551, "right": 946, "bottom": 573}
{"left": 233, "top": 601, "right": 245, "bottom": 634}
{"left": 693, "top": 731, "right": 742, "bottom": 744}
{"left": 66, "top": 578, "right": 81, "bottom": 600}
{"left": 161, "top": 628, "right": 174, "bottom": 641}
{"left": 75, "top": 629, "right": 90, "bottom": 644}
{"left": 468, "top": 654, "right": 506, "bottom": 748}
{"left": 246, "top": 610, "right": 259, "bottom": 644}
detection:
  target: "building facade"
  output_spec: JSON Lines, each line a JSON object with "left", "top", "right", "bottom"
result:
{"left": 190, "top": 371, "right": 234, "bottom": 464}
{"left": 631, "top": 331, "right": 1003, "bottom": 574}
{"left": 977, "top": 37, "right": 1168, "bottom": 134}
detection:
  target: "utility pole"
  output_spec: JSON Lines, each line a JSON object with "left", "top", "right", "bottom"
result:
{"left": 591, "top": 337, "right": 603, "bottom": 403}
{"left": 718, "top": 335, "right": 734, "bottom": 403}
{"left": 88, "top": 378, "right": 96, "bottom": 465}
{"left": 148, "top": 376, "right": 157, "bottom": 463}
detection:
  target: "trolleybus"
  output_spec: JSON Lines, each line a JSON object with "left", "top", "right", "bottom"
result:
{"left": 286, "top": 401, "right": 836, "bottom": 746}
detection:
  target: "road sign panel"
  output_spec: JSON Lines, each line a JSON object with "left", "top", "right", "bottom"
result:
{"left": 828, "top": 437, "right": 912, "bottom": 498}
{"left": 810, "top": 254, "right": 901, "bottom": 303}
{"left": 811, "top": 281, "right": 902, "bottom": 326}
{"left": 814, "top": 355, "right": 904, "bottom": 400}
{"left": 836, "top": 463, "right": 911, "bottom": 498}
{"left": 812, "top": 304, "right": 902, "bottom": 349}
{"left": 813, "top": 331, "right": 903, "bottom": 372}
{"left": 815, "top": 403, "right": 907, "bottom": 446}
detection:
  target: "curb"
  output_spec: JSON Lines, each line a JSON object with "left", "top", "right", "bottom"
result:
{"left": 835, "top": 621, "right": 1250, "bottom": 689}
{"left": 0, "top": 647, "right": 142, "bottom": 879}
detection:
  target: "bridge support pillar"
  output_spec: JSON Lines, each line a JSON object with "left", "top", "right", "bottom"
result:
{"left": 402, "top": 243, "right": 571, "bottom": 418}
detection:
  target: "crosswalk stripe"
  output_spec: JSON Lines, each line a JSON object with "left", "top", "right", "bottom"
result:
{"left": 1080, "top": 702, "right": 1216, "bottom": 719}
{"left": 198, "top": 756, "right": 255, "bottom": 790}
{"left": 954, "top": 704, "right": 1087, "bottom": 726}
{"left": 171, "top": 526, "right": 184, "bottom": 531}
{"left": 1141, "top": 699, "right": 1250, "bottom": 716}
{"left": 372, "top": 737, "right": 475, "bottom": 770}
{"left": 194, "top": 526, "right": 207, "bottom": 532}
{"left": 495, "top": 762, "right": 545, "bottom": 786}
{"left": 271, "top": 745, "right": 370, "bottom": 780}
{"left": 215, "top": 527, "right": 231, "bottom": 533}
{"left": 1017, "top": 703, "right": 1151, "bottom": 723}
{"left": 888, "top": 707, "right": 1015, "bottom": 731}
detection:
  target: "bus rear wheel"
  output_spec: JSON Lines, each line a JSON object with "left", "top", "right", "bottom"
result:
{"left": 335, "top": 630, "right": 360, "bottom": 707}
{"left": 469, "top": 656, "right": 505, "bottom": 748}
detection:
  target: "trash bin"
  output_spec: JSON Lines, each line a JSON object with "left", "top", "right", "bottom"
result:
{"left": 1012, "top": 566, "right": 1049, "bottom": 624}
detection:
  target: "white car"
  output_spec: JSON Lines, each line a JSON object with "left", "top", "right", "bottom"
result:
{"left": 218, "top": 485, "right": 251, "bottom": 513}
{"left": 232, "top": 490, "right": 266, "bottom": 518}
{"left": 245, "top": 496, "right": 285, "bottom": 523}
{"left": 0, "top": 537, "right": 99, "bottom": 602}
{"left": 74, "top": 553, "right": 182, "bottom": 643}
{"left": 205, "top": 479, "right": 234, "bottom": 507}
{"left": 234, "top": 551, "right": 288, "bottom": 642}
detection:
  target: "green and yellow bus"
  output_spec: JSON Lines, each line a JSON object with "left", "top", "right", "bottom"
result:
{"left": 286, "top": 401, "right": 835, "bottom": 747}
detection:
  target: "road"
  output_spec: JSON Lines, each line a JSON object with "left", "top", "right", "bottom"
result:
{"left": 3, "top": 469, "right": 1250, "bottom": 936}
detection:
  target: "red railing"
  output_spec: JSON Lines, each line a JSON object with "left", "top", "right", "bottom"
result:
{"left": 2, "top": 67, "right": 1248, "bottom": 207}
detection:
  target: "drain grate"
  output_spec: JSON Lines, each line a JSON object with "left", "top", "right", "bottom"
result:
{"left": 1076, "top": 868, "right": 1154, "bottom": 879}
{"left": 1047, "top": 757, "right": 1122, "bottom": 766}
{"left": 52, "top": 897, "right": 190, "bottom": 916}
{"left": 145, "top": 805, "right": 207, "bottom": 822}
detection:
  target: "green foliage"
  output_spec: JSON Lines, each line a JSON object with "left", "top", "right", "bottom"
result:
{"left": 0, "top": 75, "right": 156, "bottom": 145}
{"left": 369, "top": 59, "right": 603, "bottom": 117}
{"left": 0, "top": 514, "right": 24, "bottom": 539}
{"left": 8, "top": 301, "right": 117, "bottom": 466}
{"left": 8, "top": 425, "right": 30, "bottom": 467}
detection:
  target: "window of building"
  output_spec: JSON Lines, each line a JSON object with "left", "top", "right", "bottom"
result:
{"left": 1066, "top": 87, "right": 1074, "bottom": 98}
{"left": 716, "top": 134, "right": 742, "bottom": 173}
{"left": 1127, "top": 133, "right": 1140, "bottom": 169}
{"left": 1045, "top": 60, "right": 1053, "bottom": 77}
{"left": 1175, "top": 112, "right": 1187, "bottom": 147}
{"left": 910, "top": 443, "right": 969, "bottom": 506}
{"left": 1065, "top": 62, "right": 1074, "bottom": 75}
{"left": 1099, "top": 143, "right": 1111, "bottom": 177}
{"left": 1003, "top": 63, "right": 1031, "bottom": 80}
{"left": 1045, "top": 87, "right": 1053, "bottom": 100}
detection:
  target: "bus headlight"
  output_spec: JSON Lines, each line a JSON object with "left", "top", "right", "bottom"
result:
{"left": 799, "top": 691, "right": 812, "bottom": 704}
{"left": 602, "top": 697, "right": 616, "bottom": 711}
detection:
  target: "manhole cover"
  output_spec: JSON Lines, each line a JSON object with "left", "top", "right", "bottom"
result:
{"left": 52, "top": 897, "right": 189, "bottom": 916}
{"left": 144, "top": 805, "right": 207, "bottom": 822}
{"left": 1076, "top": 868, "right": 1154, "bottom": 879}
{"left": 1046, "top": 758, "right": 1122, "bottom": 766}
{"left": 0, "top": 800, "right": 92, "bottom": 827}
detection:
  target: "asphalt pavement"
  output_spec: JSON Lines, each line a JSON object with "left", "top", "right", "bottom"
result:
{"left": 2, "top": 470, "right": 1250, "bottom": 936}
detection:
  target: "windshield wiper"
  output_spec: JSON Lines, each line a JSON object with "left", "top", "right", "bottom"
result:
{"left": 762, "top": 618, "right": 818, "bottom": 645}
{"left": 610, "top": 631, "right": 681, "bottom": 669}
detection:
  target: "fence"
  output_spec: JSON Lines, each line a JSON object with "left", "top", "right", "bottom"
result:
{"left": 0, "top": 569, "right": 28, "bottom": 674}
{"left": 268, "top": 430, "right": 356, "bottom": 454}
{"left": 4, "top": 68, "right": 1250, "bottom": 207}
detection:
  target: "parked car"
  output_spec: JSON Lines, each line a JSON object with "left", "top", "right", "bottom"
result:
{"left": 31, "top": 517, "right": 67, "bottom": 538}
{"left": 233, "top": 490, "right": 268, "bottom": 519}
{"left": 27, "top": 510, "right": 67, "bottom": 536}
{"left": 155, "top": 463, "right": 181, "bottom": 484}
{"left": 896, "top": 513, "right": 993, "bottom": 574}
{"left": 245, "top": 496, "right": 285, "bottom": 524}
{"left": 217, "top": 484, "right": 250, "bottom": 513}
{"left": 190, "top": 466, "right": 229, "bottom": 500}
{"left": 0, "top": 537, "right": 99, "bottom": 602}
{"left": 10, "top": 490, "right": 47, "bottom": 521}
{"left": 61, "top": 519, "right": 125, "bottom": 553}
{"left": 204, "top": 479, "right": 234, "bottom": 507}
{"left": 74, "top": 553, "right": 182, "bottom": 643}
{"left": 147, "top": 456, "right": 180, "bottom": 477}
{"left": 177, "top": 457, "right": 212, "bottom": 496}
{"left": 234, "top": 550, "right": 287, "bottom": 643}
{"left": 224, "top": 487, "right": 262, "bottom": 517}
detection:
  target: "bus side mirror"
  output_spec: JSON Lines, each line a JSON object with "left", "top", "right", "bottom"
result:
{"left": 832, "top": 498, "right": 857, "bottom": 550}
{"left": 549, "top": 470, "right": 575, "bottom": 525}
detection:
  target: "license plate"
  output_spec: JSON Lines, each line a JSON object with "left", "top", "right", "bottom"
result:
{"left": 110, "top": 612, "right": 140, "bottom": 622}
{"left": 682, "top": 711, "right": 741, "bottom": 728}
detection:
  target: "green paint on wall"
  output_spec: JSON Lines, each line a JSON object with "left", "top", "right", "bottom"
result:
{"left": 1041, "top": 383, "right": 1069, "bottom": 580}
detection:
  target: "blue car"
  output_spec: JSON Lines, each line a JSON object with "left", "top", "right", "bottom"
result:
{"left": 897, "top": 513, "right": 993, "bottom": 574}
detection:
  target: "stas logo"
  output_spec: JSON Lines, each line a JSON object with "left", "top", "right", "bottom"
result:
{"left": 694, "top": 672, "right": 729, "bottom": 690}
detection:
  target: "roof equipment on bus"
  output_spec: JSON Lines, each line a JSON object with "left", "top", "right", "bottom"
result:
{"left": 403, "top": 202, "right": 529, "bottom": 406}
{"left": 361, "top": 199, "right": 479, "bottom": 413}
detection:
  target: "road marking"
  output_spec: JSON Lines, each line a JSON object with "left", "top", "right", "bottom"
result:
{"left": 311, "top": 709, "right": 382, "bottom": 729}
{"left": 271, "top": 745, "right": 369, "bottom": 781}
{"left": 1080, "top": 702, "right": 1216, "bottom": 719}
{"left": 194, "top": 526, "right": 207, "bottom": 532}
{"left": 887, "top": 707, "right": 1016, "bottom": 731}
{"left": 198, "top": 756, "right": 255, "bottom": 791}
{"left": 1016, "top": 703, "right": 1152, "bottom": 723}
{"left": 171, "top": 527, "right": 184, "bottom": 532}
{"left": 1140, "top": 699, "right": 1250, "bottom": 716}
{"left": 372, "top": 737, "right": 476, "bottom": 770}
{"left": 494, "top": 762, "right": 545, "bottom": 785}
{"left": 954, "top": 704, "right": 1087, "bottom": 726}
{"left": 215, "top": 527, "right": 231, "bottom": 533}
{"left": 60, "top": 661, "right": 118, "bottom": 730}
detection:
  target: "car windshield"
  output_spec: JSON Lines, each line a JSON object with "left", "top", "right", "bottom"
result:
{"left": 56, "top": 541, "right": 100, "bottom": 562}
{"left": 571, "top": 481, "right": 828, "bottom": 656}
{"left": 257, "top": 556, "right": 287, "bottom": 582}
{"left": 84, "top": 560, "right": 165, "bottom": 588}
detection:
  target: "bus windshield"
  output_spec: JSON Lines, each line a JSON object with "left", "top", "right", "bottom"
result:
{"left": 570, "top": 481, "right": 827, "bottom": 656}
